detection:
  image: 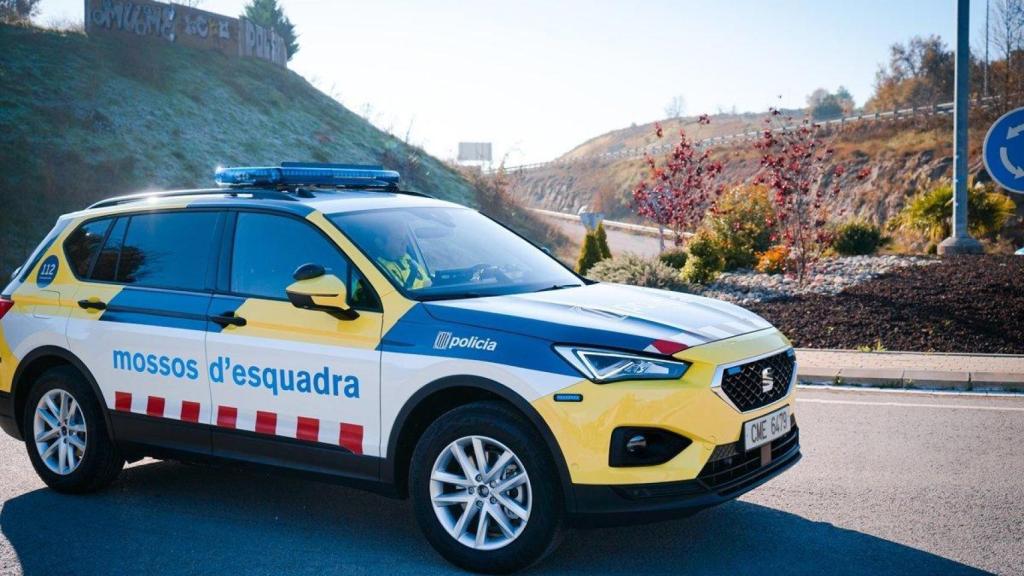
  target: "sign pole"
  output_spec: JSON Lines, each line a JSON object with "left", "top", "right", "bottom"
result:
{"left": 939, "top": 0, "right": 983, "bottom": 255}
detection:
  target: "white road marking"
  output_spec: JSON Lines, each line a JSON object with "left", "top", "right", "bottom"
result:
{"left": 797, "top": 383, "right": 1024, "bottom": 398}
{"left": 797, "top": 398, "right": 1024, "bottom": 412}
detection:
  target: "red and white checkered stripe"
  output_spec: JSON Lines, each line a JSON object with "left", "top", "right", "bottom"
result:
{"left": 112, "top": 392, "right": 363, "bottom": 455}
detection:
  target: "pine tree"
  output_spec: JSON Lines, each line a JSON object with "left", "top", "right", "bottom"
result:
{"left": 576, "top": 232, "right": 603, "bottom": 275}
{"left": 595, "top": 222, "right": 612, "bottom": 259}
{"left": 243, "top": 0, "right": 299, "bottom": 60}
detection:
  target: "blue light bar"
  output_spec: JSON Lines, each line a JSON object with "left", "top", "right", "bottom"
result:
{"left": 214, "top": 163, "right": 401, "bottom": 188}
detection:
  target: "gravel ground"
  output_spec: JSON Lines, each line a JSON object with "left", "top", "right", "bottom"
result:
{"left": 695, "top": 255, "right": 936, "bottom": 305}
{"left": 747, "top": 255, "right": 1024, "bottom": 353}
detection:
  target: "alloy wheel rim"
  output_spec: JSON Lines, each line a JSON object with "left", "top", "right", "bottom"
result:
{"left": 33, "top": 389, "right": 87, "bottom": 475}
{"left": 429, "top": 435, "right": 532, "bottom": 550}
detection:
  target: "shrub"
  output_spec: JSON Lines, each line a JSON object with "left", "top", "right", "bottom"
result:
{"left": 833, "top": 220, "right": 884, "bottom": 255}
{"left": 702, "top": 185, "right": 775, "bottom": 270}
{"left": 756, "top": 245, "right": 790, "bottom": 274}
{"left": 576, "top": 232, "right": 604, "bottom": 275}
{"left": 588, "top": 254, "right": 688, "bottom": 292}
{"left": 893, "top": 181, "right": 1017, "bottom": 243}
{"left": 659, "top": 248, "right": 688, "bottom": 270}
{"left": 681, "top": 230, "right": 724, "bottom": 284}
{"left": 595, "top": 222, "right": 612, "bottom": 259}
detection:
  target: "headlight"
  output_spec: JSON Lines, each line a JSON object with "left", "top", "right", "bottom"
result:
{"left": 555, "top": 346, "right": 690, "bottom": 383}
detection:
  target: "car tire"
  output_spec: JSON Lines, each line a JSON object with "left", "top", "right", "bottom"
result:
{"left": 410, "top": 400, "right": 565, "bottom": 574}
{"left": 23, "top": 366, "right": 124, "bottom": 493}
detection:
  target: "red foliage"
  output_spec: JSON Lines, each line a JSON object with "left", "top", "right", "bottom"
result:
{"left": 633, "top": 123, "right": 723, "bottom": 242}
{"left": 753, "top": 109, "right": 845, "bottom": 283}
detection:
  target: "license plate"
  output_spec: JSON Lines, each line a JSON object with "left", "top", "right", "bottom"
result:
{"left": 743, "top": 406, "right": 791, "bottom": 451}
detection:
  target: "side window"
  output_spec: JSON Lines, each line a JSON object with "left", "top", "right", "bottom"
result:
{"left": 349, "top": 267, "right": 379, "bottom": 310}
{"left": 116, "top": 212, "right": 219, "bottom": 291}
{"left": 64, "top": 218, "right": 112, "bottom": 277}
{"left": 231, "top": 212, "right": 377, "bottom": 308}
{"left": 92, "top": 217, "right": 127, "bottom": 282}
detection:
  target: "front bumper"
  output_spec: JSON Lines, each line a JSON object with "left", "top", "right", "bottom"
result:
{"left": 533, "top": 328, "right": 795, "bottom": 486}
{"left": 569, "top": 426, "right": 800, "bottom": 527}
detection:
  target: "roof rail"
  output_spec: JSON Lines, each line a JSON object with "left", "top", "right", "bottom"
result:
{"left": 88, "top": 189, "right": 298, "bottom": 209}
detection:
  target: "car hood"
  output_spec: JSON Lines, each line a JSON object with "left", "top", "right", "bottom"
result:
{"left": 422, "top": 282, "right": 775, "bottom": 354}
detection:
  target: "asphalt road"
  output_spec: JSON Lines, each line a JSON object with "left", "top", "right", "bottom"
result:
{"left": 539, "top": 215, "right": 665, "bottom": 258}
{"left": 1, "top": 387, "right": 1022, "bottom": 576}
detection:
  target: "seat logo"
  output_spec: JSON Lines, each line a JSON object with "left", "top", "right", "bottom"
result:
{"left": 761, "top": 367, "right": 774, "bottom": 393}
{"left": 433, "top": 331, "right": 498, "bottom": 352}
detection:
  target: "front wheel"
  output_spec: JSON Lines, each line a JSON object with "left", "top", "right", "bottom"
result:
{"left": 410, "top": 401, "right": 565, "bottom": 573}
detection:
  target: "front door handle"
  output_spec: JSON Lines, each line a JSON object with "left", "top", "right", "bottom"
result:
{"left": 77, "top": 298, "right": 107, "bottom": 311}
{"left": 209, "top": 311, "right": 246, "bottom": 327}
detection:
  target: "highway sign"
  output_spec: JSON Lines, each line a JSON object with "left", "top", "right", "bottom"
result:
{"left": 982, "top": 106, "right": 1024, "bottom": 194}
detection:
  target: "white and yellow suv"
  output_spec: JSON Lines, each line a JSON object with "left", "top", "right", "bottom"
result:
{"left": 0, "top": 163, "right": 800, "bottom": 573}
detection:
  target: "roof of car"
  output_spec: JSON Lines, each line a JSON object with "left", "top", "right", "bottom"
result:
{"left": 71, "top": 187, "right": 464, "bottom": 220}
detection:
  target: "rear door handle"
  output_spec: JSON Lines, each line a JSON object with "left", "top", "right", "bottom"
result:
{"left": 77, "top": 298, "right": 107, "bottom": 311}
{"left": 209, "top": 311, "right": 246, "bottom": 327}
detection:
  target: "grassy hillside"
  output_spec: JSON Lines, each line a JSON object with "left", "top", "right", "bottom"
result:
{"left": 0, "top": 24, "right": 565, "bottom": 276}
{"left": 559, "top": 109, "right": 802, "bottom": 161}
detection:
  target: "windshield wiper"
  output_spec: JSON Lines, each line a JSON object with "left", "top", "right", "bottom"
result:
{"left": 533, "top": 283, "right": 582, "bottom": 293}
{"left": 418, "top": 292, "right": 486, "bottom": 302}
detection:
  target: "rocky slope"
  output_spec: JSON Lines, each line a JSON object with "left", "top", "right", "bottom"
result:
{"left": 508, "top": 115, "right": 1016, "bottom": 239}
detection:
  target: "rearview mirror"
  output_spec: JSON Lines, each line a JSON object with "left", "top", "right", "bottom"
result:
{"left": 285, "top": 267, "right": 358, "bottom": 320}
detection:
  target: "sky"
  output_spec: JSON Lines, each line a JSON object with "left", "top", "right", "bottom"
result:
{"left": 37, "top": 0, "right": 987, "bottom": 165}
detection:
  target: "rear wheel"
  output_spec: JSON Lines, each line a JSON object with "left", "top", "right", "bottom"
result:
{"left": 410, "top": 401, "right": 564, "bottom": 573}
{"left": 23, "top": 366, "right": 123, "bottom": 493}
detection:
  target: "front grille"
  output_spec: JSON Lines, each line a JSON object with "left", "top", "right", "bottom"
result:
{"left": 719, "top": 350, "right": 795, "bottom": 411}
{"left": 697, "top": 425, "right": 799, "bottom": 494}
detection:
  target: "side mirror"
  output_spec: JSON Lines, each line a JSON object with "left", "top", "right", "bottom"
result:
{"left": 285, "top": 264, "right": 358, "bottom": 320}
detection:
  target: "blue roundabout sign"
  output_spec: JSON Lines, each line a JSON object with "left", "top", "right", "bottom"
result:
{"left": 983, "top": 106, "right": 1024, "bottom": 194}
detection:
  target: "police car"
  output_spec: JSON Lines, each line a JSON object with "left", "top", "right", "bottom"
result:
{"left": 0, "top": 163, "right": 800, "bottom": 573}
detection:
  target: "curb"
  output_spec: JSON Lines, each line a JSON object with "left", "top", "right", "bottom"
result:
{"left": 797, "top": 367, "right": 1024, "bottom": 392}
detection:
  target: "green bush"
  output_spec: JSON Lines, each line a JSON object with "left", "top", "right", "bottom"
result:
{"left": 681, "top": 230, "right": 724, "bottom": 284}
{"left": 833, "top": 220, "right": 884, "bottom": 255}
{"left": 588, "top": 254, "right": 688, "bottom": 291}
{"left": 576, "top": 232, "right": 604, "bottom": 275}
{"left": 893, "top": 181, "right": 1017, "bottom": 243}
{"left": 658, "top": 248, "right": 688, "bottom": 269}
{"left": 701, "top": 185, "right": 774, "bottom": 270}
{"left": 595, "top": 222, "right": 612, "bottom": 259}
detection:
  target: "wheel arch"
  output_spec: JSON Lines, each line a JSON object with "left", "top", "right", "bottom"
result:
{"left": 383, "top": 375, "right": 574, "bottom": 507}
{"left": 11, "top": 346, "right": 113, "bottom": 441}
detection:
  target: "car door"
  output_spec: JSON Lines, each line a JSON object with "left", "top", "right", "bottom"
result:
{"left": 66, "top": 210, "right": 222, "bottom": 452}
{"left": 205, "top": 210, "right": 383, "bottom": 479}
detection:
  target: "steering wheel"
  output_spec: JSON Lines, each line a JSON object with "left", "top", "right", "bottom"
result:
{"left": 470, "top": 264, "right": 511, "bottom": 283}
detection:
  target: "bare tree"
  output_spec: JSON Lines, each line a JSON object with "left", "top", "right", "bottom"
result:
{"left": 991, "top": 0, "right": 1024, "bottom": 100}
{"left": 0, "top": 0, "right": 41, "bottom": 23}
{"left": 663, "top": 95, "right": 687, "bottom": 119}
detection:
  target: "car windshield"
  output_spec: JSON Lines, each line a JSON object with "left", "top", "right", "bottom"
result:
{"left": 329, "top": 207, "right": 581, "bottom": 300}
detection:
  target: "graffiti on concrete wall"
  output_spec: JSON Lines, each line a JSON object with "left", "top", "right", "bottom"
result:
{"left": 84, "top": 0, "right": 288, "bottom": 67}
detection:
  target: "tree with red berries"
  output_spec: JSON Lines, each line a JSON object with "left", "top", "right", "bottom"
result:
{"left": 633, "top": 115, "right": 723, "bottom": 251}
{"left": 754, "top": 109, "right": 849, "bottom": 284}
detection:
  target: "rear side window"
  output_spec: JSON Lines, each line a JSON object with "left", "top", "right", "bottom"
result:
{"left": 64, "top": 219, "right": 113, "bottom": 278}
{"left": 231, "top": 212, "right": 351, "bottom": 300}
{"left": 92, "top": 217, "right": 127, "bottom": 282}
{"left": 116, "top": 212, "right": 219, "bottom": 291}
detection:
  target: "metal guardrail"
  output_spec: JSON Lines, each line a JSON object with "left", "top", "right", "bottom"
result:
{"left": 496, "top": 97, "right": 1003, "bottom": 174}
{"left": 529, "top": 207, "right": 691, "bottom": 239}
